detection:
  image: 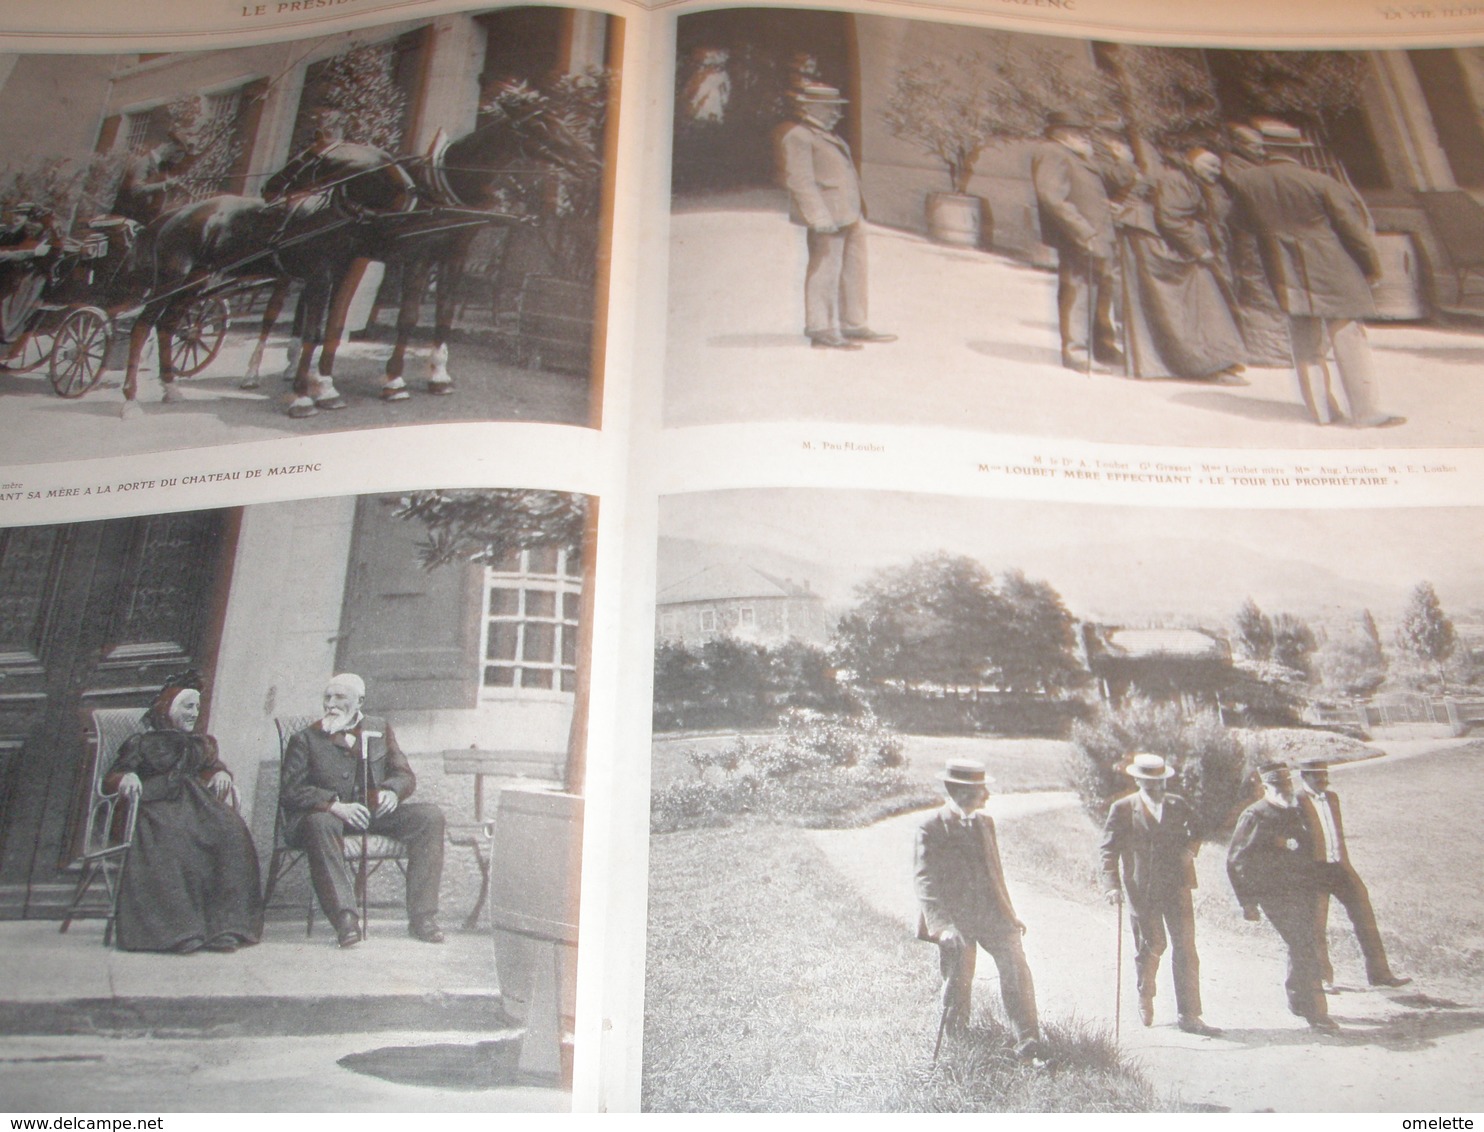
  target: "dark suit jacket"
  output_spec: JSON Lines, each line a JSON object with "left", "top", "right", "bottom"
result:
{"left": 1226, "top": 797, "right": 1315, "bottom": 910}
{"left": 280, "top": 716, "right": 415, "bottom": 843}
{"left": 1297, "top": 789, "right": 1351, "bottom": 867}
{"left": 1031, "top": 141, "right": 1115, "bottom": 259}
{"left": 914, "top": 805, "right": 1020, "bottom": 944}
{"left": 1225, "top": 155, "right": 1378, "bottom": 319}
{"left": 1099, "top": 791, "right": 1199, "bottom": 911}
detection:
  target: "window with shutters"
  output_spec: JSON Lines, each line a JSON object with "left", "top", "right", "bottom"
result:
{"left": 482, "top": 547, "right": 582, "bottom": 697}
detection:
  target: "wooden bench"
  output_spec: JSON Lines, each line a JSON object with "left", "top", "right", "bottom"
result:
{"left": 441, "top": 748, "right": 564, "bottom": 929}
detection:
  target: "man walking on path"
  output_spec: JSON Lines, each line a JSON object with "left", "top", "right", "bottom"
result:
{"left": 774, "top": 83, "right": 895, "bottom": 351}
{"left": 914, "top": 759, "right": 1044, "bottom": 1063}
{"left": 1227, "top": 761, "right": 1337, "bottom": 1032}
{"left": 1100, "top": 753, "right": 1220, "bottom": 1036}
{"left": 1032, "top": 111, "right": 1123, "bottom": 373}
{"left": 1224, "top": 131, "right": 1404, "bottom": 428}
{"left": 1296, "top": 757, "right": 1411, "bottom": 992}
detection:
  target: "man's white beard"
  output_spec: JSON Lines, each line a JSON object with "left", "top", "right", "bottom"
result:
{"left": 322, "top": 707, "right": 359, "bottom": 735}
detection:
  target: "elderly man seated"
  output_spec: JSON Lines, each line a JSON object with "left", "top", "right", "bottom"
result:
{"left": 280, "top": 673, "right": 446, "bottom": 948}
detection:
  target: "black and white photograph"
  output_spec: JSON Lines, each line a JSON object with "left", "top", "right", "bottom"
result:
{"left": 645, "top": 487, "right": 1484, "bottom": 1111}
{"left": 0, "top": 487, "right": 592, "bottom": 1109}
{"left": 665, "top": 10, "right": 1484, "bottom": 449}
{"left": 0, "top": 6, "right": 616, "bottom": 464}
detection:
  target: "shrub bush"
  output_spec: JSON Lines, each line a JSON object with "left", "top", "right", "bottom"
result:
{"left": 652, "top": 710, "right": 914, "bottom": 832}
{"left": 1066, "top": 698, "right": 1250, "bottom": 839}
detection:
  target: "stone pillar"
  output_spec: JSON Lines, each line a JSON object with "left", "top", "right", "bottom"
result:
{"left": 409, "top": 14, "right": 486, "bottom": 152}
{"left": 1371, "top": 51, "right": 1457, "bottom": 191}
{"left": 208, "top": 496, "right": 357, "bottom": 822}
{"left": 559, "top": 10, "right": 608, "bottom": 74}
{"left": 243, "top": 46, "right": 307, "bottom": 186}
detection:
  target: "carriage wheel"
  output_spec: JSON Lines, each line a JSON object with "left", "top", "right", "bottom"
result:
{"left": 5, "top": 328, "right": 51, "bottom": 374}
{"left": 49, "top": 307, "right": 109, "bottom": 398}
{"left": 172, "top": 296, "right": 230, "bottom": 377}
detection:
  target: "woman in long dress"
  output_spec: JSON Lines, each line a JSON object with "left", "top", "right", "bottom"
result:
{"left": 106, "top": 672, "right": 262, "bottom": 952}
{"left": 1112, "top": 143, "right": 1246, "bottom": 381}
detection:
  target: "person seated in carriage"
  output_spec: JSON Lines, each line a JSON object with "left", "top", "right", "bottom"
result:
{"left": 113, "top": 132, "right": 192, "bottom": 228}
{"left": 0, "top": 202, "right": 60, "bottom": 359}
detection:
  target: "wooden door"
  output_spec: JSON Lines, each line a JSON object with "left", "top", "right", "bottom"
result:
{"left": 0, "top": 508, "right": 234, "bottom": 918}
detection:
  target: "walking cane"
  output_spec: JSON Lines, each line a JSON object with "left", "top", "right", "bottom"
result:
{"left": 1114, "top": 890, "right": 1125, "bottom": 1045}
{"left": 358, "top": 728, "right": 383, "bottom": 941}
{"left": 1084, "top": 255, "right": 1096, "bottom": 378}
{"left": 932, "top": 994, "right": 951, "bottom": 1064}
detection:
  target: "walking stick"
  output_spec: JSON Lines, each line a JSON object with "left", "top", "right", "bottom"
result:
{"left": 358, "top": 728, "right": 383, "bottom": 941}
{"left": 1114, "top": 889, "right": 1125, "bottom": 1045}
{"left": 1084, "top": 254, "right": 1096, "bottom": 378}
{"left": 932, "top": 994, "right": 951, "bottom": 1064}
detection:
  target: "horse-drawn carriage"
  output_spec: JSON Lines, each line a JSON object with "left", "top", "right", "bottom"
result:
{"left": 0, "top": 214, "right": 234, "bottom": 398}
{"left": 0, "top": 86, "right": 601, "bottom": 417}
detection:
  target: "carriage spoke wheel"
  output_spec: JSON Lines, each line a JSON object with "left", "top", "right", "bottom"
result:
{"left": 49, "top": 306, "right": 109, "bottom": 399}
{"left": 172, "top": 296, "right": 229, "bottom": 378}
{"left": 6, "top": 327, "right": 51, "bottom": 374}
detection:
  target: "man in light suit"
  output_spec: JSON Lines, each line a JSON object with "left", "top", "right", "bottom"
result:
{"left": 1224, "top": 131, "right": 1403, "bottom": 428}
{"left": 1100, "top": 753, "right": 1219, "bottom": 1035}
{"left": 914, "top": 758, "right": 1043, "bottom": 1062}
{"left": 1227, "top": 761, "right": 1336, "bottom": 1032}
{"left": 1297, "top": 757, "right": 1411, "bottom": 991}
{"left": 281, "top": 673, "right": 446, "bottom": 948}
{"left": 774, "top": 83, "right": 895, "bottom": 350}
{"left": 1031, "top": 111, "right": 1123, "bottom": 372}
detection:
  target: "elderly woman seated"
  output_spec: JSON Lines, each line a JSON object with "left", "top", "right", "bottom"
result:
{"left": 105, "top": 671, "right": 263, "bottom": 952}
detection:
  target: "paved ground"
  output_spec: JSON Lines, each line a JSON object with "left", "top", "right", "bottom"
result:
{"left": 809, "top": 751, "right": 1484, "bottom": 1112}
{"left": 0, "top": 326, "right": 594, "bottom": 466}
{"left": 0, "top": 919, "right": 568, "bottom": 1112}
{"left": 665, "top": 195, "right": 1484, "bottom": 451}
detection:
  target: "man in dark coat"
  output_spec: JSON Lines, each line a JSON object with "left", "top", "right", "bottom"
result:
{"left": 1296, "top": 757, "right": 1411, "bottom": 991}
{"left": 1100, "top": 753, "right": 1218, "bottom": 1035}
{"left": 281, "top": 673, "right": 446, "bottom": 948}
{"left": 773, "top": 82, "right": 894, "bottom": 351}
{"left": 1224, "top": 132, "right": 1403, "bottom": 428}
{"left": 914, "top": 758, "right": 1043, "bottom": 1062}
{"left": 1032, "top": 111, "right": 1123, "bottom": 372}
{"left": 1227, "top": 761, "right": 1336, "bottom": 1031}
{"left": 113, "top": 135, "right": 191, "bottom": 227}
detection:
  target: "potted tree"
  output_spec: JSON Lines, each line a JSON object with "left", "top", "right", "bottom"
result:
{"left": 885, "top": 38, "right": 1057, "bottom": 248}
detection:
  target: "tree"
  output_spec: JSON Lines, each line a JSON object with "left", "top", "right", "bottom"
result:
{"left": 1397, "top": 581, "right": 1457, "bottom": 693}
{"left": 1315, "top": 609, "right": 1388, "bottom": 699}
{"left": 885, "top": 38, "right": 1095, "bottom": 194}
{"left": 1234, "top": 598, "right": 1275, "bottom": 662}
{"left": 1272, "top": 613, "right": 1318, "bottom": 680}
{"left": 993, "top": 569, "right": 1086, "bottom": 694}
{"left": 1211, "top": 50, "right": 1367, "bottom": 140}
{"left": 1096, "top": 44, "right": 1219, "bottom": 158}
{"left": 390, "top": 489, "right": 592, "bottom": 791}
{"left": 832, "top": 552, "right": 1007, "bottom": 692}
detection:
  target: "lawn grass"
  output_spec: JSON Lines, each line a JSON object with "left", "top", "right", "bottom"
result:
{"left": 995, "top": 741, "right": 1484, "bottom": 985}
{"left": 643, "top": 822, "right": 1169, "bottom": 1112}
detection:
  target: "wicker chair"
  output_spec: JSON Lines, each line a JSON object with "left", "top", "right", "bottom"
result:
{"left": 261, "top": 714, "right": 408, "bottom": 936}
{"left": 58, "top": 707, "right": 145, "bottom": 946}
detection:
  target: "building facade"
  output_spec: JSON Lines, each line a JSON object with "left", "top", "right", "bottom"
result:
{"left": 655, "top": 562, "right": 829, "bottom": 649}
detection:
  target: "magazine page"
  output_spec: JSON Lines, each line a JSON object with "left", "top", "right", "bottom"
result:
{"left": 607, "top": 0, "right": 1484, "bottom": 1114}
{"left": 0, "top": 0, "right": 654, "bottom": 1117}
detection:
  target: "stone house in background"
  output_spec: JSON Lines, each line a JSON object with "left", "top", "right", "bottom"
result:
{"left": 655, "top": 562, "right": 829, "bottom": 649}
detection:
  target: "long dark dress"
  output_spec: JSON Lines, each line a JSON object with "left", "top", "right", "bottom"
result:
{"left": 106, "top": 730, "right": 263, "bottom": 952}
{"left": 1118, "top": 166, "right": 1244, "bottom": 380}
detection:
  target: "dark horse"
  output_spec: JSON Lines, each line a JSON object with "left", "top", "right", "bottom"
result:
{"left": 252, "top": 90, "right": 602, "bottom": 409}
{"left": 116, "top": 147, "right": 415, "bottom": 419}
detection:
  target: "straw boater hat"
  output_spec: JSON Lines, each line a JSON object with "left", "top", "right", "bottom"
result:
{"left": 792, "top": 82, "right": 848, "bottom": 105}
{"left": 1258, "top": 759, "right": 1291, "bottom": 780}
{"left": 939, "top": 758, "right": 991, "bottom": 787}
{"left": 1124, "top": 752, "right": 1175, "bottom": 780}
{"left": 1297, "top": 756, "right": 1331, "bottom": 773}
